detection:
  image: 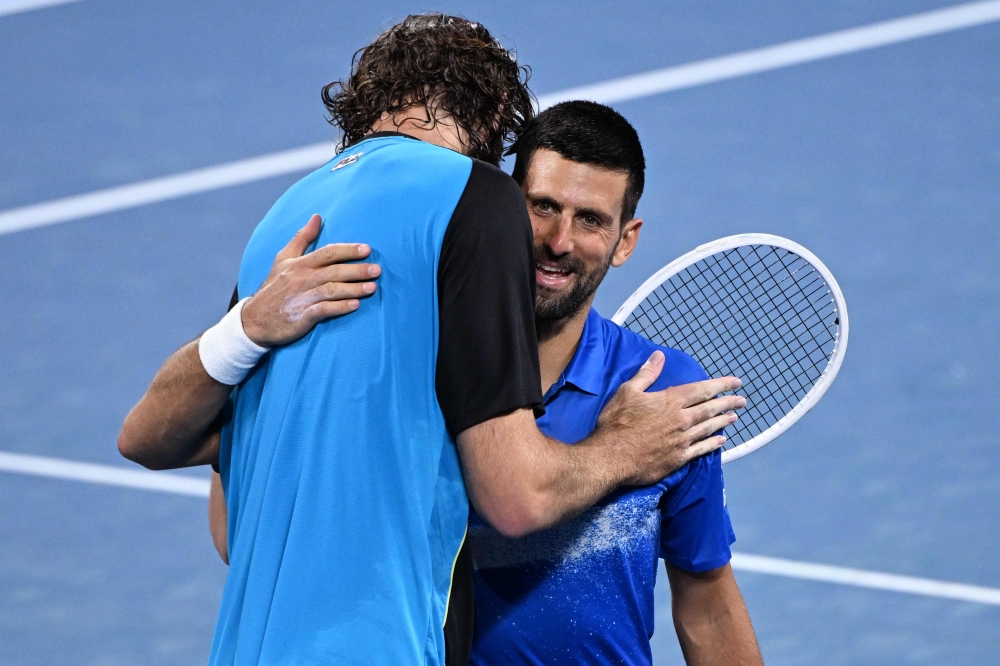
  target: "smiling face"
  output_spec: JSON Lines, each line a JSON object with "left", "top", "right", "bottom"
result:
{"left": 522, "top": 148, "right": 643, "bottom": 333}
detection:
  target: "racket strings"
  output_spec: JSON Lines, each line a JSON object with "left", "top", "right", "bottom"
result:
{"left": 717, "top": 250, "right": 833, "bottom": 433}
{"left": 693, "top": 250, "right": 821, "bottom": 393}
{"left": 716, "top": 249, "right": 832, "bottom": 404}
{"left": 624, "top": 245, "right": 838, "bottom": 450}
{"left": 676, "top": 248, "right": 832, "bottom": 435}
{"left": 633, "top": 250, "right": 833, "bottom": 443}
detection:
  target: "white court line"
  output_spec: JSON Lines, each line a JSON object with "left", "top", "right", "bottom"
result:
{"left": 0, "top": 0, "right": 83, "bottom": 17}
{"left": 541, "top": 0, "right": 1000, "bottom": 106}
{"left": 0, "top": 450, "right": 209, "bottom": 497}
{"left": 731, "top": 553, "right": 1000, "bottom": 607}
{"left": 3, "top": 1, "right": 1000, "bottom": 237}
{"left": 2, "top": 450, "right": 998, "bottom": 606}
{"left": 0, "top": 144, "right": 337, "bottom": 236}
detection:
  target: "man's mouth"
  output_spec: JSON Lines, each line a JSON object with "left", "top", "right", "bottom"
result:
{"left": 535, "top": 262, "right": 574, "bottom": 290}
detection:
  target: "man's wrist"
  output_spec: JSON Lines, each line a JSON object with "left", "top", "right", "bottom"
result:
{"left": 198, "top": 298, "right": 269, "bottom": 386}
{"left": 239, "top": 296, "right": 270, "bottom": 347}
{"left": 579, "top": 426, "right": 633, "bottom": 489}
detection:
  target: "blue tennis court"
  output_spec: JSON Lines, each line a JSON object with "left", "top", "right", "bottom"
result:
{"left": 1, "top": 0, "right": 998, "bottom": 663}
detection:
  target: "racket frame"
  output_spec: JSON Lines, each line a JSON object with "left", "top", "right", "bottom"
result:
{"left": 611, "top": 233, "right": 849, "bottom": 464}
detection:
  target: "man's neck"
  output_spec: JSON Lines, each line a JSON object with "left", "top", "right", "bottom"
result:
{"left": 369, "top": 107, "right": 468, "bottom": 155}
{"left": 538, "top": 301, "right": 593, "bottom": 395}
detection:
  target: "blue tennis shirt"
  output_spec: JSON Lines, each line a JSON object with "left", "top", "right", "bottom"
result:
{"left": 469, "top": 308, "right": 736, "bottom": 665}
{"left": 213, "top": 134, "right": 542, "bottom": 665}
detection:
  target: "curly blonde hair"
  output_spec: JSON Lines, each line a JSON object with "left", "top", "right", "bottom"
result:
{"left": 322, "top": 14, "right": 534, "bottom": 165}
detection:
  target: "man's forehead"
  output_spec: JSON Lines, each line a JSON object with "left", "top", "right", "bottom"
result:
{"left": 522, "top": 148, "right": 627, "bottom": 214}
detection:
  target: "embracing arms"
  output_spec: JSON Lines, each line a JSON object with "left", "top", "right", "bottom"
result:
{"left": 126, "top": 211, "right": 743, "bottom": 546}
{"left": 457, "top": 359, "right": 743, "bottom": 538}
{"left": 117, "top": 215, "right": 381, "bottom": 469}
{"left": 207, "top": 361, "right": 745, "bottom": 552}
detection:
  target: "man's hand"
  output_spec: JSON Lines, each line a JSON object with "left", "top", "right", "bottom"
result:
{"left": 596, "top": 351, "right": 746, "bottom": 486}
{"left": 242, "top": 214, "right": 382, "bottom": 347}
{"left": 119, "top": 214, "right": 376, "bottom": 470}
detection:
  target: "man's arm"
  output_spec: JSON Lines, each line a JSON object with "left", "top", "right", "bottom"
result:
{"left": 457, "top": 353, "right": 744, "bottom": 538}
{"left": 203, "top": 346, "right": 743, "bottom": 550}
{"left": 667, "top": 563, "right": 763, "bottom": 666}
{"left": 117, "top": 215, "right": 381, "bottom": 470}
{"left": 442, "top": 164, "right": 746, "bottom": 538}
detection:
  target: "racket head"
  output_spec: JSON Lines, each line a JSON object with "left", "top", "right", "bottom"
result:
{"left": 612, "top": 234, "right": 849, "bottom": 463}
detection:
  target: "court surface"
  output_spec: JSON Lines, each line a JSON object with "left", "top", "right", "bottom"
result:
{"left": 1, "top": 1, "right": 999, "bottom": 663}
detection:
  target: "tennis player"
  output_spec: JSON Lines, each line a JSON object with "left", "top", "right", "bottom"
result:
{"left": 207, "top": 102, "right": 764, "bottom": 665}
{"left": 119, "top": 15, "right": 745, "bottom": 665}
{"left": 467, "top": 102, "right": 762, "bottom": 665}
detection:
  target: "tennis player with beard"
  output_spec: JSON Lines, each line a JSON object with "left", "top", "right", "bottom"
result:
{"left": 118, "top": 15, "right": 747, "bottom": 666}
{"left": 207, "top": 102, "right": 764, "bottom": 665}
{"left": 464, "top": 102, "right": 763, "bottom": 665}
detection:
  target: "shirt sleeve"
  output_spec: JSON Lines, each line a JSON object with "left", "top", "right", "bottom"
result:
{"left": 435, "top": 160, "right": 543, "bottom": 436}
{"left": 654, "top": 348, "right": 736, "bottom": 572}
{"left": 658, "top": 449, "right": 736, "bottom": 572}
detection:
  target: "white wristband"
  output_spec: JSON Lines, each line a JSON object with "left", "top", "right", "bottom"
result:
{"left": 199, "top": 298, "right": 269, "bottom": 386}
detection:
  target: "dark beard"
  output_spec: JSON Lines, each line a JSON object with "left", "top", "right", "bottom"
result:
{"left": 535, "top": 244, "right": 616, "bottom": 340}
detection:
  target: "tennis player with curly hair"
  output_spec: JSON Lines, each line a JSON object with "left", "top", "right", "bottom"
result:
{"left": 120, "top": 14, "right": 744, "bottom": 665}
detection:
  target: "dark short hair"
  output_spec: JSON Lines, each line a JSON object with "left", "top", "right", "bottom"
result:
{"left": 509, "top": 101, "right": 645, "bottom": 223}
{"left": 322, "top": 14, "right": 534, "bottom": 165}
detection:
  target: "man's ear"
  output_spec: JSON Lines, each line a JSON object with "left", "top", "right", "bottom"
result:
{"left": 611, "top": 218, "right": 643, "bottom": 267}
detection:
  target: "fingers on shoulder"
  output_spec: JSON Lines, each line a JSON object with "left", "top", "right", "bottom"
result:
{"left": 278, "top": 215, "right": 323, "bottom": 259}
{"left": 304, "top": 299, "right": 361, "bottom": 322}
{"left": 674, "top": 376, "right": 741, "bottom": 407}
{"left": 686, "top": 434, "right": 726, "bottom": 462}
{"left": 314, "top": 280, "right": 376, "bottom": 301}
{"left": 624, "top": 351, "right": 665, "bottom": 391}
{"left": 305, "top": 242, "right": 370, "bottom": 267}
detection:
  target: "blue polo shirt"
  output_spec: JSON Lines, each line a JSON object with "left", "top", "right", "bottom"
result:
{"left": 468, "top": 308, "right": 736, "bottom": 666}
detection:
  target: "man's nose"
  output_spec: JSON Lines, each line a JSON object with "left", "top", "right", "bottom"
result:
{"left": 542, "top": 216, "right": 574, "bottom": 256}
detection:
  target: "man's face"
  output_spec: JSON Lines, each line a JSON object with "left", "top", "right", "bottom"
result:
{"left": 521, "top": 148, "right": 642, "bottom": 327}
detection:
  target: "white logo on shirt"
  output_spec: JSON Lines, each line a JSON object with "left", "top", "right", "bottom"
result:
{"left": 331, "top": 152, "right": 364, "bottom": 171}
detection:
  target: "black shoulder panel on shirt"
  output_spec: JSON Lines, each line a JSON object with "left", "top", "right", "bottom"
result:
{"left": 435, "top": 160, "right": 543, "bottom": 436}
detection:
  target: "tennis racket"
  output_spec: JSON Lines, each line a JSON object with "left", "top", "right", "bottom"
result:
{"left": 612, "top": 234, "right": 848, "bottom": 464}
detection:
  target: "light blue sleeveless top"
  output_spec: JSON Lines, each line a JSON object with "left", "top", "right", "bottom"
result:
{"left": 213, "top": 135, "right": 472, "bottom": 665}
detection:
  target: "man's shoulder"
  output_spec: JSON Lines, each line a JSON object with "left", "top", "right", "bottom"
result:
{"left": 351, "top": 136, "right": 475, "bottom": 187}
{"left": 598, "top": 314, "right": 709, "bottom": 389}
{"left": 443, "top": 159, "right": 530, "bottom": 245}
{"left": 458, "top": 159, "right": 526, "bottom": 209}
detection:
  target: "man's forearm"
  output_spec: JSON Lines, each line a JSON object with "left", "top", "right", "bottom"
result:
{"left": 520, "top": 426, "right": 641, "bottom": 528}
{"left": 118, "top": 339, "right": 231, "bottom": 470}
{"left": 458, "top": 358, "right": 741, "bottom": 539}
{"left": 471, "top": 399, "right": 732, "bottom": 534}
{"left": 668, "top": 564, "right": 763, "bottom": 666}
{"left": 458, "top": 409, "right": 635, "bottom": 538}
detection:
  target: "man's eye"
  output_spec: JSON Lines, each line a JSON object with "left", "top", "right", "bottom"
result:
{"left": 536, "top": 202, "right": 551, "bottom": 212}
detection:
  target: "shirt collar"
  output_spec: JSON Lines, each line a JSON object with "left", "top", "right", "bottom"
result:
{"left": 350, "top": 131, "right": 419, "bottom": 148}
{"left": 557, "top": 308, "right": 607, "bottom": 396}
